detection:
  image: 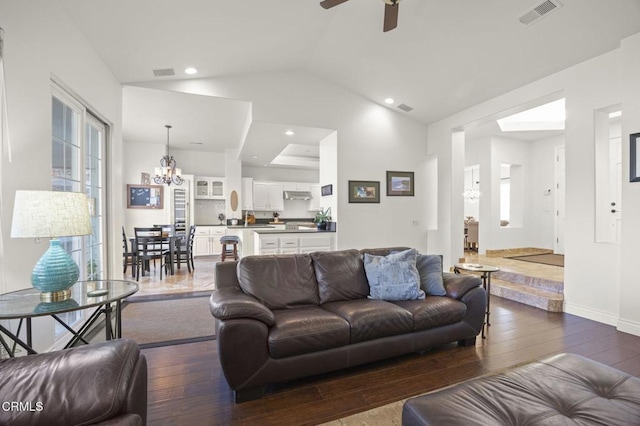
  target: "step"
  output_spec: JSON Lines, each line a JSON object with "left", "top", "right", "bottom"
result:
{"left": 492, "top": 270, "right": 563, "bottom": 294}
{"left": 490, "top": 278, "right": 564, "bottom": 312}
{"left": 485, "top": 247, "right": 554, "bottom": 257}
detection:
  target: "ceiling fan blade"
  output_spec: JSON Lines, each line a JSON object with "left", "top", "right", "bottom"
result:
{"left": 383, "top": 3, "right": 399, "bottom": 32}
{"left": 320, "top": 0, "right": 350, "bottom": 9}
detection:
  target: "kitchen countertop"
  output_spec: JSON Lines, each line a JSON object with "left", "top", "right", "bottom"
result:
{"left": 253, "top": 229, "right": 336, "bottom": 234}
{"left": 226, "top": 225, "right": 276, "bottom": 229}
{"left": 195, "top": 224, "right": 227, "bottom": 227}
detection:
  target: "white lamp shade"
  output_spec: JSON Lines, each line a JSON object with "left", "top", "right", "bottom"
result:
{"left": 11, "top": 190, "right": 92, "bottom": 238}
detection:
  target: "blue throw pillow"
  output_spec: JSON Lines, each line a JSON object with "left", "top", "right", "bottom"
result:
{"left": 364, "top": 249, "right": 425, "bottom": 301}
{"left": 416, "top": 254, "right": 446, "bottom": 296}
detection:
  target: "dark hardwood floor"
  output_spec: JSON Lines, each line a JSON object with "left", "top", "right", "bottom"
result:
{"left": 143, "top": 297, "right": 640, "bottom": 425}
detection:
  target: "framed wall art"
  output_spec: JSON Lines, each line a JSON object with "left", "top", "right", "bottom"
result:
{"left": 386, "top": 171, "right": 414, "bottom": 196}
{"left": 348, "top": 180, "right": 380, "bottom": 203}
{"left": 631, "top": 133, "right": 640, "bottom": 182}
{"left": 127, "top": 184, "right": 164, "bottom": 209}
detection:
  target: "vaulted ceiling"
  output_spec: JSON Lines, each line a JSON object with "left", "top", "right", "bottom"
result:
{"left": 60, "top": 0, "right": 640, "bottom": 163}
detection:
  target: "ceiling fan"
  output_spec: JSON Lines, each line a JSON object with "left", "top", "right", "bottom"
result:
{"left": 320, "top": 0, "right": 401, "bottom": 32}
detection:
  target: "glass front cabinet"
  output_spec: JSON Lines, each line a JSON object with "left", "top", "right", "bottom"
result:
{"left": 195, "top": 177, "right": 225, "bottom": 200}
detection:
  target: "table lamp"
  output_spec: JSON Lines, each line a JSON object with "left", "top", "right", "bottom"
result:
{"left": 11, "top": 190, "right": 92, "bottom": 301}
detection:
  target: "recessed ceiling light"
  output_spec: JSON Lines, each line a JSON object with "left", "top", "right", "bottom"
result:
{"left": 185, "top": 67, "right": 198, "bottom": 75}
{"left": 252, "top": 155, "right": 259, "bottom": 159}
{"left": 190, "top": 142, "right": 203, "bottom": 145}
{"left": 384, "top": 98, "right": 395, "bottom": 105}
{"left": 285, "top": 130, "right": 295, "bottom": 136}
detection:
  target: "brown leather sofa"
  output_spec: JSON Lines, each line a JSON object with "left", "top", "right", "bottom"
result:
{"left": 210, "top": 248, "right": 486, "bottom": 402}
{"left": 402, "top": 353, "right": 640, "bottom": 425}
{"left": 0, "top": 338, "right": 147, "bottom": 425}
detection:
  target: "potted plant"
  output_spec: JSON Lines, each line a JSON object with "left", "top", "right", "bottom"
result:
{"left": 313, "top": 207, "right": 332, "bottom": 230}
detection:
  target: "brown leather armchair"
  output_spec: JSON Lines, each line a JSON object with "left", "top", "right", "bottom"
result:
{"left": 0, "top": 338, "right": 147, "bottom": 425}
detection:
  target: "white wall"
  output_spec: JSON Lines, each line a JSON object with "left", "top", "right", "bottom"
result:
{"left": 135, "top": 72, "right": 429, "bottom": 252}
{"left": 485, "top": 137, "right": 533, "bottom": 251}
{"left": 242, "top": 165, "right": 318, "bottom": 182}
{"left": 619, "top": 33, "right": 640, "bottom": 336}
{"left": 0, "top": 0, "right": 123, "bottom": 351}
{"left": 428, "top": 46, "right": 631, "bottom": 332}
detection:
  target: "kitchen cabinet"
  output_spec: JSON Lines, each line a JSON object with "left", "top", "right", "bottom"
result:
{"left": 309, "top": 184, "right": 322, "bottom": 211}
{"left": 282, "top": 182, "right": 311, "bottom": 192}
{"left": 195, "top": 177, "right": 225, "bottom": 200}
{"left": 254, "top": 232, "right": 335, "bottom": 255}
{"left": 253, "top": 182, "right": 284, "bottom": 211}
{"left": 241, "top": 177, "right": 253, "bottom": 210}
{"left": 194, "top": 226, "right": 226, "bottom": 256}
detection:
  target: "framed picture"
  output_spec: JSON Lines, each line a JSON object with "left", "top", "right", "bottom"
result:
{"left": 127, "top": 184, "right": 164, "bottom": 209}
{"left": 631, "top": 133, "right": 640, "bottom": 182}
{"left": 348, "top": 180, "right": 380, "bottom": 203}
{"left": 386, "top": 171, "right": 415, "bottom": 196}
{"left": 321, "top": 184, "right": 333, "bottom": 196}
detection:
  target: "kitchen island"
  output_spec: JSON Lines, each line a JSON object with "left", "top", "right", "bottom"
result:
{"left": 253, "top": 228, "right": 336, "bottom": 255}
{"left": 225, "top": 226, "right": 336, "bottom": 257}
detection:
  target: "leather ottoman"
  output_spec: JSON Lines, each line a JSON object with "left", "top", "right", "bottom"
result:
{"left": 403, "top": 353, "right": 640, "bottom": 425}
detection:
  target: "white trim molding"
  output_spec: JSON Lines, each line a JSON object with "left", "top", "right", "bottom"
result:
{"left": 563, "top": 302, "right": 618, "bottom": 327}
{"left": 617, "top": 318, "right": 640, "bottom": 337}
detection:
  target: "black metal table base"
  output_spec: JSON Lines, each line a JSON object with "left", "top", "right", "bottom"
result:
{"left": 0, "top": 301, "right": 123, "bottom": 357}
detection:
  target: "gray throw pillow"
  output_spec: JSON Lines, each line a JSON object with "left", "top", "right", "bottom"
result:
{"left": 416, "top": 254, "right": 446, "bottom": 296}
{"left": 364, "top": 249, "right": 425, "bottom": 301}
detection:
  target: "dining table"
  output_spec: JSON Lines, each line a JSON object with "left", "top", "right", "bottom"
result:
{"left": 131, "top": 235, "right": 183, "bottom": 276}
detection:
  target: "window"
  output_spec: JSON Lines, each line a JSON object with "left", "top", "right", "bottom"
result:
{"left": 51, "top": 83, "right": 107, "bottom": 335}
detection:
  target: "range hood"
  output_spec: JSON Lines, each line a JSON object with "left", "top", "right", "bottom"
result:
{"left": 283, "top": 190, "right": 313, "bottom": 201}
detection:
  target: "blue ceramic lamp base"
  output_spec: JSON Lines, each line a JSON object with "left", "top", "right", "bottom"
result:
{"left": 32, "top": 239, "right": 79, "bottom": 302}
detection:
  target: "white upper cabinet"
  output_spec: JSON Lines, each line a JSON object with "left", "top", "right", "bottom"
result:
{"left": 241, "top": 177, "right": 254, "bottom": 210}
{"left": 195, "top": 177, "right": 225, "bottom": 200}
{"left": 282, "top": 182, "right": 311, "bottom": 192}
{"left": 309, "top": 184, "right": 322, "bottom": 211}
{"left": 253, "top": 181, "right": 284, "bottom": 211}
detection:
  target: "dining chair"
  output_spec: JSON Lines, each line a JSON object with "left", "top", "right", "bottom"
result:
{"left": 122, "top": 227, "right": 136, "bottom": 278}
{"left": 175, "top": 225, "right": 196, "bottom": 273}
{"left": 133, "top": 227, "right": 170, "bottom": 281}
{"left": 154, "top": 224, "right": 178, "bottom": 273}
{"left": 466, "top": 220, "right": 479, "bottom": 252}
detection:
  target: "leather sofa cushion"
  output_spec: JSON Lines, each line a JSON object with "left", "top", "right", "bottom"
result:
{"left": 402, "top": 353, "right": 640, "bottom": 425}
{"left": 322, "top": 299, "right": 413, "bottom": 343}
{"left": 237, "top": 254, "right": 319, "bottom": 310}
{"left": 311, "top": 250, "right": 370, "bottom": 304}
{"left": 393, "top": 297, "right": 466, "bottom": 331}
{"left": 0, "top": 339, "right": 143, "bottom": 426}
{"left": 269, "top": 307, "right": 350, "bottom": 358}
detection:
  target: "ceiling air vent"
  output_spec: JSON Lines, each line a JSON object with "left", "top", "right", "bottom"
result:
{"left": 519, "top": 0, "right": 562, "bottom": 26}
{"left": 152, "top": 68, "right": 175, "bottom": 77}
{"left": 397, "top": 103, "right": 413, "bottom": 112}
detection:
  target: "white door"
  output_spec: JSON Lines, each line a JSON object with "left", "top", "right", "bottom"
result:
{"left": 609, "top": 137, "right": 622, "bottom": 243}
{"left": 554, "top": 146, "right": 566, "bottom": 254}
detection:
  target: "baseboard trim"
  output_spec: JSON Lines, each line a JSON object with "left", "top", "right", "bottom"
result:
{"left": 617, "top": 318, "right": 640, "bottom": 337}
{"left": 563, "top": 302, "right": 618, "bottom": 326}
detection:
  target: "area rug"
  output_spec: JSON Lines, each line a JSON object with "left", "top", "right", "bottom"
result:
{"left": 120, "top": 294, "right": 216, "bottom": 349}
{"left": 507, "top": 253, "right": 564, "bottom": 267}
{"left": 319, "top": 360, "right": 539, "bottom": 425}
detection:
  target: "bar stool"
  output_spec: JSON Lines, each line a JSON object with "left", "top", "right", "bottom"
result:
{"left": 220, "top": 235, "right": 240, "bottom": 261}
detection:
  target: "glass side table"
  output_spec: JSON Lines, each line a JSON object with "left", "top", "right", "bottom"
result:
{"left": 454, "top": 263, "right": 499, "bottom": 338}
{"left": 0, "top": 280, "right": 138, "bottom": 357}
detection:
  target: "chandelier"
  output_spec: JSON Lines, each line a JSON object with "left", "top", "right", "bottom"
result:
{"left": 463, "top": 167, "right": 480, "bottom": 202}
{"left": 153, "top": 125, "right": 183, "bottom": 186}
{"left": 463, "top": 188, "right": 481, "bottom": 202}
